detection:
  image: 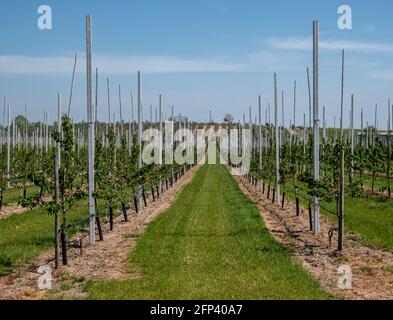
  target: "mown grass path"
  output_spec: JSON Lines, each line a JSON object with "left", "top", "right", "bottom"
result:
{"left": 86, "top": 165, "right": 329, "bottom": 300}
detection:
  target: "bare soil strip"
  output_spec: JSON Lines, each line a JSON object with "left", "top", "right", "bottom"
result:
{"left": 0, "top": 205, "right": 27, "bottom": 220}
{"left": 234, "top": 174, "right": 393, "bottom": 300}
{"left": 0, "top": 196, "right": 53, "bottom": 221}
{"left": 0, "top": 166, "right": 200, "bottom": 300}
{"left": 363, "top": 188, "right": 393, "bottom": 201}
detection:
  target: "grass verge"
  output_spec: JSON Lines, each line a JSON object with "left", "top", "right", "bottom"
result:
{"left": 284, "top": 180, "right": 393, "bottom": 251}
{"left": 85, "top": 165, "right": 329, "bottom": 300}
{"left": 0, "top": 203, "right": 89, "bottom": 276}
{"left": 2, "top": 186, "right": 40, "bottom": 206}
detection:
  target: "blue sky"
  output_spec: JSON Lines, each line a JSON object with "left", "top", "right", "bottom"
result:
{"left": 0, "top": 0, "right": 393, "bottom": 128}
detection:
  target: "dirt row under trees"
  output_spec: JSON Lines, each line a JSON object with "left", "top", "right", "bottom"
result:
{"left": 234, "top": 172, "right": 393, "bottom": 300}
{"left": 0, "top": 165, "right": 201, "bottom": 300}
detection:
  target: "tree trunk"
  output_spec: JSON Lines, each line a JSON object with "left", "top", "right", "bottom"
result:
{"left": 142, "top": 190, "right": 147, "bottom": 207}
{"left": 61, "top": 228, "right": 68, "bottom": 265}
{"left": 387, "top": 164, "right": 391, "bottom": 198}
{"left": 134, "top": 195, "right": 139, "bottom": 213}
{"left": 122, "top": 201, "right": 128, "bottom": 222}
{"left": 23, "top": 157, "right": 28, "bottom": 200}
{"left": 338, "top": 146, "right": 345, "bottom": 251}
{"left": 96, "top": 215, "right": 103, "bottom": 241}
{"left": 109, "top": 206, "right": 114, "bottom": 231}
{"left": 54, "top": 156, "right": 60, "bottom": 269}
{"left": 308, "top": 201, "right": 313, "bottom": 231}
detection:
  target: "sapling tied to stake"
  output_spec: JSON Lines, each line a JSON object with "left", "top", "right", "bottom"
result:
{"left": 46, "top": 114, "right": 86, "bottom": 265}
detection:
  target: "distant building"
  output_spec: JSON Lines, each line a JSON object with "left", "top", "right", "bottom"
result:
{"left": 357, "top": 131, "right": 393, "bottom": 146}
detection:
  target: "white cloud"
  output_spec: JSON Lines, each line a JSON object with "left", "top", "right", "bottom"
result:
{"left": 0, "top": 54, "right": 246, "bottom": 75}
{"left": 268, "top": 37, "right": 311, "bottom": 51}
{"left": 96, "top": 55, "right": 246, "bottom": 73}
{"left": 369, "top": 70, "right": 393, "bottom": 81}
{"left": 0, "top": 55, "right": 74, "bottom": 74}
{"left": 268, "top": 37, "right": 393, "bottom": 53}
{"left": 245, "top": 50, "right": 308, "bottom": 71}
{"left": 0, "top": 51, "right": 311, "bottom": 75}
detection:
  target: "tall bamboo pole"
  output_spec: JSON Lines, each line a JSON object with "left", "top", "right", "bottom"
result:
{"left": 307, "top": 67, "right": 312, "bottom": 129}
{"left": 7, "top": 105, "right": 11, "bottom": 182}
{"left": 107, "top": 78, "right": 111, "bottom": 126}
{"left": 390, "top": 104, "right": 393, "bottom": 138}
{"left": 95, "top": 68, "right": 98, "bottom": 133}
{"left": 86, "top": 15, "right": 95, "bottom": 245}
{"left": 338, "top": 49, "right": 345, "bottom": 251}
{"left": 303, "top": 113, "right": 306, "bottom": 153}
{"left": 258, "top": 95, "right": 262, "bottom": 170}
{"left": 268, "top": 103, "right": 271, "bottom": 125}
{"left": 293, "top": 80, "right": 297, "bottom": 128}
{"left": 24, "top": 105, "right": 28, "bottom": 150}
{"left": 249, "top": 106, "right": 252, "bottom": 154}
{"left": 350, "top": 95, "right": 355, "bottom": 184}
{"left": 54, "top": 93, "right": 61, "bottom": 269}
{"left": 119, "top": 85, "right": 123, "bottom": 133}
{"left": 374, "top": 104, "right": 378, "bottom": 145}
{"left": 281, "top": 91, "right": 284, "bottom": 145}
{"left": 323, "top": 106, "right": 327, "bottom": 144}
{"left": 159, "top": 94, "right": 163, "bottom": 192}
{"left": 313, "top": 21, "right": 320, "bottom": 235}
{"left": 45, "top": 110, "right": 49, "bottom": 152}
{"left": 130, "top": 91, "right": 135, "bottom": 148}
{"left": 13, "top": 118, "right": 15, "bottom": 157}
{"left": 388, "top": 99, "right": 391, "bottom": 131}
{"left": 387, "top": 99, "right": 392, "bottom": 198}
{"left": 68, "top": 52, "right": 78, "bottom": 116}
{"left": 274, "top": 73, "right": 280, "bottom": 206}
{"left": 138, "top": 72, "right": 142, "bottom": 174}
{"left": 2, "top": 97, "right": 5, "bottom": 147}
{"left": 359, "top": 109, "right": 362, "bottom": 146}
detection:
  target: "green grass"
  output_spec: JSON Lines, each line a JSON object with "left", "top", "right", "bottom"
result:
{"left": 2, "top": 186, "right": 40, "bottom": 206}
{"left": 327, "top": 196, "right": 393, "bottom": 250}
{"left": 85, "top": 165, "right": 329, "bottom": 300}
{"left": 351, "top": 172, "right": 391, "bottom": 193}
{"left": 0, "top": 203, "right": 89, "bottom": 276}
{"left": 285, "top": 180, "right": 393, "bottom": 251}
